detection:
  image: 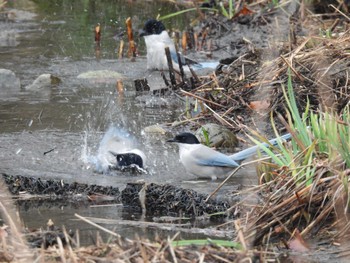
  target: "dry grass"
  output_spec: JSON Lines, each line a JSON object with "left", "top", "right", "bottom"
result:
{"left": 165, "top": 0, "right": 350, "bottom": 255}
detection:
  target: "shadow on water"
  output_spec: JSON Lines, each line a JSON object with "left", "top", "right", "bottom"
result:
{"left": 0, "top": 0, "right": 243, "bottom": 243}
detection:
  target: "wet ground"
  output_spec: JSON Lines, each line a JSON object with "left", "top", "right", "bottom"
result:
{"left": 0, "top": 0, "right": 254, "bottom": 243}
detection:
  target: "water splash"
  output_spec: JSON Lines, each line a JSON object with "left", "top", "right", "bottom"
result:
{"left": 82, "top": 125, "right": 146, "bottom": 174}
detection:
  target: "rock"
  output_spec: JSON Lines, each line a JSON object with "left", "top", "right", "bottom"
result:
{"left": 143, "top": 124, "right": 167, "bottom": 134}
{"left": 195, "top": 123, "right": 238, "bottom": 148}
{"left": 5, "top": 9, "right": 37, "bottom": 21}
{"left": 0, "top": 69, "right": 20, "bottom": 89}
{"left": 25, "top": 74, "right": 61, "bottom": 90}
{"left": 77, "top": 70, "right": 124, "bottom": 83}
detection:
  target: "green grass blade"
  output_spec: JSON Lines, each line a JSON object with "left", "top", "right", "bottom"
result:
{"left": 219, "top": 2, "right": 229, "bottom": 18}
{"left": 158, "top": 7, "right": 217, "bottom": 20}
{"left": 229, "top": 0, "right": 234, "bottom": 19}
{"left": 271, "top": 116, "right": 293, "bottom": 163}
{"left": 172, "top": 239, "right": 242, "bottom": 249}
{"left": 246, "top": 134, "right": 286, "bottom": 166}
{"left": 201, "top": 127, "right": 210, "bottom": 146}
{"left": 282, "top": 70, "right": 310, "bottom": 146}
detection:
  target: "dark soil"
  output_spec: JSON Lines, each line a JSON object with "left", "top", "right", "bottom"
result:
{"left": 156, "top": 1, "right": 350, "bottom": 138}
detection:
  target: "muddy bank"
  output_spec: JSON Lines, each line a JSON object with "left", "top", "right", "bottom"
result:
{"left": 1, "top": 173, "right": 233, "bottom": 251}
{"left": 2, "top": 174, "right": 230, "bottom": 218}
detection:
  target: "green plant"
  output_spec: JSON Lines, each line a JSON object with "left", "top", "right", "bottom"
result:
{"left": 271, "top": 0, "right": 279, "bottom": 6}
{"left": 309, "top": 107, "right": 350, "bottom": 168}
{"left": 172, "top": 239, "right": 242, "bottom": 249}
{"left": 250, "top": 69, "right": 350, "bottom": 185}
{"left": 201, "top": 126, "right": 211, "bottom": 146}
{"left": 219, "top": 0, "right": 235, "bottom": 19}
{"left": 158, "top": 6, "right": 217, "bottom": 20}
{"left": 158, "top": 1, "right": 235, "bottom": 21}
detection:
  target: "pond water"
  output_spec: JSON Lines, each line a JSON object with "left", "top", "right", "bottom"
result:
{"left": 0, "top": 0, "right": 250, "bottom": 243}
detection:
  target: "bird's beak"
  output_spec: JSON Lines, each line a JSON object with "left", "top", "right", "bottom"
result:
{"left": 109, "top": 151, "right": 118, "bottom": 156}
{"left": 139, "top": 29, "right": 147, "bottom": 37}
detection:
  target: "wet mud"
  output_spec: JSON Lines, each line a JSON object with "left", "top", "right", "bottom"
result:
{"left": 121, "top": 182, "right": 230, "bottom": 218}
{"left": 2, "top": 173, "right": 230, "bottom": 219}
{"left": 2, "top": 174, "right": 120, "bottom": 198}
{"left": 2, "top": 173, "right": 232, "bottom": 249}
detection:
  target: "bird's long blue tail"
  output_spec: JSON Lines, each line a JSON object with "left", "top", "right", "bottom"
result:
{"left": 230, "top": 133, "right": 292, "bottom": 162}
{"left": 170, "top": 51, "right": 219, "bottom": 70}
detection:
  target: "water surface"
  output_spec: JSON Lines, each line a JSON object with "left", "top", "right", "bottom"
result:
{"left": 0, "top": 0, "right": 240, "bottom": 243}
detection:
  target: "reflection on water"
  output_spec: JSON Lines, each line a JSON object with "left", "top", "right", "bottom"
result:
{"left": 0, "top": 0, "right": 235, "bottom": 242}
{"left": 17, "top": 199, "right": 213, "bottom": 246}
{"left": 5, "top": 0, "right": 190, "bottom": 59}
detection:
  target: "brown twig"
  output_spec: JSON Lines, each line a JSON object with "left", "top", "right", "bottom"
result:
{"left": 125, "top": 17, "right": 136, "bottom": 58}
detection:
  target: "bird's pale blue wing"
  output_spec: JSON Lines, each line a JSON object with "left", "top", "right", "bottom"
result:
{"left": 192, "top": 146, "right": 240, "bottom": 167}
{"left": 197, "top": 156, "right": 240, "bottom": 167}
{"left": 170, "top": 51, "right": 178, "bottom": 64}
{"left": 170, "top": 51, "right": 187, "bottom": 65}
{"left": 192, "top": 61, "right": 220, "bottom": 70}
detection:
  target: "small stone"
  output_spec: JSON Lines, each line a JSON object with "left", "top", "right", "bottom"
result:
{"left": 25, "top": 74, "right": 61, "bottom": 90}
{"left": 143, "top": 124, "right": 167, "bottom": 134}
{"left": 77, "top": 70, "right": 124, "bottom": 80}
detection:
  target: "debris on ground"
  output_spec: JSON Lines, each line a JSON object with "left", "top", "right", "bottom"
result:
{"left": 2, "top": 173, "right": 120, "bottom": 200}
{"left": 121, "top": 182, "right": 231, "bottom": 218}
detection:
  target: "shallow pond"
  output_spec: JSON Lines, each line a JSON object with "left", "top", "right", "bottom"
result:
{"left": 0, "top": 0, "right": 251, "bottom": 243}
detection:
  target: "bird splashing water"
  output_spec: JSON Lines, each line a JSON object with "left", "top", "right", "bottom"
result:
{"left": 84, "top": 126, "right": 147, "bottom": 174}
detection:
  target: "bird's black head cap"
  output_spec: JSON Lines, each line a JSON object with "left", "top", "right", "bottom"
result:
{"left": 167, "top": 132, "right": 200, "bottom": 144}
{"left": 140, "top": 19, "right": 166, "bottom": 36}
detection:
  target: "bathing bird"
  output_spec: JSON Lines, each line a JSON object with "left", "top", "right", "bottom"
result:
{"left": 140, "top": 19, "right": 219, "bottom": 71}
{"left": 87, "top": 126, "right": 146, "bottom": 173}
{"left": 167, "top": 132, "right": 291, "bottom": 180}
{"left": 109, "top": 151, "right": 145, "bottom": 172}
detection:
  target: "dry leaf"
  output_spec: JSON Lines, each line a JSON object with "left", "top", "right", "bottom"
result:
{"left": 234, "top": 5, "right": 253, "bottom": 17}
{"left": 249, "top": 100, "right": 270, "bottom": 112}
{"left": 288, "top": 229, "right": 310, "bottom": 252}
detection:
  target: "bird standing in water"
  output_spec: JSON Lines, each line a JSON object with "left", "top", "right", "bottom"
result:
{"left": 167, "top": 132, "right": 291, "bottom": 180}
{"left": 140, "top": 19, "right": 219, "bottom": 71}
{"left": 140, "top": 19, "right": 176, "bottom": 71}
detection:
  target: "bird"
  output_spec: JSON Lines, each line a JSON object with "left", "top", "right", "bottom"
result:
{"left": 109, "top": 150, "right": 145, "bottom": 172}
{"left": 139, "top": 19, "right": 219, "bottom": 71}
{"left": 167, "top": 132, "right": 291, "bottom": 180}
{"left": 87, "top": 126, "right": 146, "bottom": 174}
